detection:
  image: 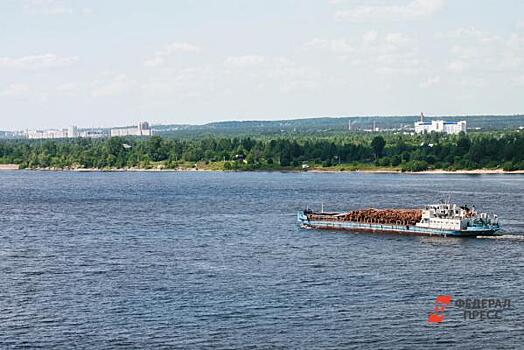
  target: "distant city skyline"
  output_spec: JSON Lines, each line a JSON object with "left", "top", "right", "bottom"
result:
{"left": 1, "top": 0, "right": 523, "bottom": 130}
{"left": 3, "top": 113, "right": 523, "bottom": 133}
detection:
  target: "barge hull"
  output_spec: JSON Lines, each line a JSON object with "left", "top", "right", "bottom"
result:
{"left": 298, "top": 214, "right": 499, "bottom": 238}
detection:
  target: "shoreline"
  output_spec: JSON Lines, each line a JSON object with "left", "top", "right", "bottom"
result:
{"left": 309, "top": 169, "right": 524, "bottom": 174}
{"left": 2, "top": 164, "right": 524, "bottom": 174}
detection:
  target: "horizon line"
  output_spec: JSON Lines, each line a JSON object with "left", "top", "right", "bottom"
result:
{"left": 2, "top": 113, "right": 524, "bottom": 132}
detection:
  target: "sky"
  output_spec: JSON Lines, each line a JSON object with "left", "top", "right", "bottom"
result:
{"left": 1, "top": 0, "right": 523, "bottom": 130}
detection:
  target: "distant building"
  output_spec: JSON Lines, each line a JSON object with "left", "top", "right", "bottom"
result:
{"left": 110, "top": 121, "right": 153, "bottom": 137}
{"left": 23, "top": 122, "right": 151, "bottom": 140}
{"left": 26, "top": 125, "right": 82, "bottom": 139}
{"left": 78, "top": 130, "right": 107, "bottom": 138}
{"left": 27, "top": 129, "right": 69, "bottom": 139}
{"left": 67, "top": 126, "right": 78, "bottom": 138}
{"left": 0, "top": 130, "right": 20, "bottom": 139}
{"left": 414, "top": 113, "right": 466, "bottom": 135}
{"left": 25, "top": 127, "right": 112, "bottom": 139}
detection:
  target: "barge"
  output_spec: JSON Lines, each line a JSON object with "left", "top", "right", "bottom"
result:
{"left": 297, "top": 203, "right": 500, "bottom": 237}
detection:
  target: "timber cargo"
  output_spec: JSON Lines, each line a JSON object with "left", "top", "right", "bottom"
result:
{"left": 297, "top": 203, "right": 500, "bottom": 237}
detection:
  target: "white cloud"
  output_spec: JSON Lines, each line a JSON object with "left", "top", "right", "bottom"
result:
{"left": 443, "top": 27, "right": 524, "bottom": 76}
{"left": 23, "top": 0, "right": 92, "bottom": 16}
{"left": 448, "top": 60, "right": 466, "bottom": 72}
{"left": 419, "top": 76, "right": 441, "bottom": 88}
{"left": 0, "top": 83, "right": 32, "bottom": 97}
{"left": 55, "top": 82, "right": 80, "bottom": 96}
{"left": 305, "top": 32, "right": 421, "bottom": 75}
{"left": 41, "top": 6, "right": 72, "bottom": 15}
{"left": 144, "top": 42, "right": 201, "bottom": 67}
{"left": 0, "top": 81, "right": 84, "bottom": 100}
{"left": 144, "top": 57, "right": 165, "bottom": 68}
{"left": 513, "top": 74, "right": 524, "bottom": 86}
{"left": 443, "top": 27, "right": 499, "bottom": 44}
{"left": 91, "top": 74, "right": 135, "bottom": 97}
{"left": 507, "top": 33, "right": 524, "bottom": 50}
{"left": 221, "top": 55, "right": 322, "bottom": 94}
{"left": 458, "top": 77, "right": 487, "bottom": 88}
{"left": 385, "top": 33, "right": 410, "bottom": 46}
{"left": 306, "top": 32, "right": 411, "bottom": 55}
{"left": 280, "top": 79, "right": 319, "bottom": 94}
{"left": 335, "top": 0, "right": 444, "bottom": 22}
{"left": 362, "top": 31, "right": 378, "bottom": 44}
{"left": 142, "top": 67, "right": 219, "bottom": 100}
{"left": 163, "top": 42, "right": 200, "bottom": 54}
{"left": 304, "top": 38, "right": 353, "bottom": 53}
{"left": 224, "top": 55, "right": 266, "bottom": 67}
{"left": 225, "top": 55, "right": 287, "bottom": 74}
{"left": 0, "top": 54, "right": 77, "bottom": 70}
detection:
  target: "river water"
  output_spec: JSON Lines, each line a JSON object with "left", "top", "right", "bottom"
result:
{"left": 1, "top": 171, "right": 523, "bottom": 349}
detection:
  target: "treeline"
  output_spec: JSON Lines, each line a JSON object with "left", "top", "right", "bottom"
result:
{"left": 153, "top": 115, "right": 524, "bottom": 137}
{"left": 0, "top": 132, "right": 523, "bottom": 171}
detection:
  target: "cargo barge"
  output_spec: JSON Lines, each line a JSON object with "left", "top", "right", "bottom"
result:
{"left": 297, "top": 203, "right": 500, "bottom": 237}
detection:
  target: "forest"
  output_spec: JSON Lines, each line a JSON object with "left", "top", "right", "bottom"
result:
{"left": 0, "top": 131, "right": 523, "bottom": 172}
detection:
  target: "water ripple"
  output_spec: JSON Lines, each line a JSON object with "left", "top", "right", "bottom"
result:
{"left": 0, "top": 171, "right": 523, "bottom": 349}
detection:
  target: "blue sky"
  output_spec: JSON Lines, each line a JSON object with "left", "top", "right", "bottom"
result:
{"left": 1, "top": 0, "right": 523, "bottom": 130}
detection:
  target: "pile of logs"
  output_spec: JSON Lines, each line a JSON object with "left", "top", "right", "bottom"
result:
{"left": 337, "top": 208, "right": 422, "bottom": 225}
{"left": 308, "top": 208, "right": 422, "bottom": 225}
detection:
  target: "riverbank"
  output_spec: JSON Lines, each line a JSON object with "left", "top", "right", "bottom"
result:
{"left": 309, "top": 168, "right": 524, "bottom": 174}
{"left": 419, "top": 169, "right": 524, "bottom": 174}
{"left": 0, "top": 164, "right": 19, "bottom": 170}
{"left": 3, "top": 163, "right": 524, "bottom": 174}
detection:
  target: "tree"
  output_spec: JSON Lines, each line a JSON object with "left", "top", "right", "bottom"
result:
{"left": 371, "top": 136, "right": 385, "bottom": 159}
{"left": 391, "top": 155, "right": 401, "bottom": 166}
{"left": 147, "top": 136, "right": 168, "bottom": 161}
{"left": 401, "top": 160, "right": 428, "bottom": 172}
{"left": 1, "top": 130, "right": 523, "bottom": 171}
{"left": 456, "top": 135, "right": 471, "bottom": 156}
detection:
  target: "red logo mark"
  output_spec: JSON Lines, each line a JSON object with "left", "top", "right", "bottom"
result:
{"left": 428, "top": 295, "right": 452, "bottom": 323}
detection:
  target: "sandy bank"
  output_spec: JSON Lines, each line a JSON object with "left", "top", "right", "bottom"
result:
{"left": 4, "top": 165, "right": 524, "bottom": 174}
{"left": 0, "top": 164, "right": 19, "bottom": 170}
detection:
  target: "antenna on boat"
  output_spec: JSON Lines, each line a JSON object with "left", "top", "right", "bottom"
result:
{"left": 321, "top": 201, "right": 324, "bottom": 213}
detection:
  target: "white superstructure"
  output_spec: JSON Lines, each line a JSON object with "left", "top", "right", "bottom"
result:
{"left": 416, "top": 203, "right": 497, "bottom": 231}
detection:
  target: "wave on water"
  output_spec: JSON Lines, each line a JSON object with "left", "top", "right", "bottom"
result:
{"left": 477, "top": 234, "right": 524, "bottom": 240}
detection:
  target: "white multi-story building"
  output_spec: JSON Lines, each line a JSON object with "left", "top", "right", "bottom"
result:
{"left": 78, "top": 130, "right": 107, "bottom": 138}
{"left": 414, "top": 114, "right": 466, "bottom": 134}
{"left": 26, "top": 126, "right": 81, "bottom": 139}
{"left": 27, "top": 129, "right": 69, "bottom": 139}
{"left": 67, "top": 126, "right": 78, "bottom": 138}
{"left": 26, "top": 126, "right": 109, "bottom": 139}
{"left": 110, "top": 121, "right": 153, "bottom": 137}
{"left": 22, "top": 122, "right": 152, "bottom": 139}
